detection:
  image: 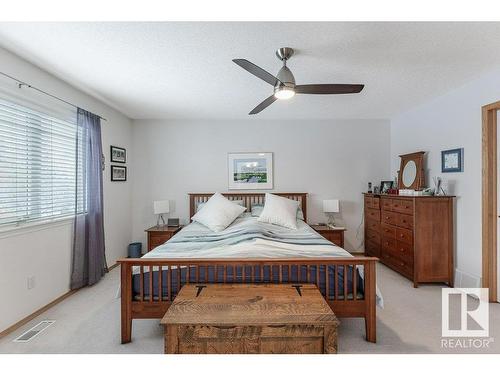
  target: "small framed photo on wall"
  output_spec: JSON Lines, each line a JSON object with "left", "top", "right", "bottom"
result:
{"left": 111, "top": 165, "right": 127, "bottom": 181}
{"left": 110, "top": 145, "right": 126, "bottom": 163}
{"left": 441, "top": 148, "right": 463, "bottom": 173}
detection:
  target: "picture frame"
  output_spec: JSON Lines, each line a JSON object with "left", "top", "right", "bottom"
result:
{"left": 111, "top": 165, "right": 127, "bottom": 181}
{"left": 380, "top": 180, "right": 393, "bottom": 194}
{"left": 441, "top": 148, "right": 463, "bottom": 173}
{"left": 228, "top": 152, "right": 273, "bottom": 190}
{"left": 110, "top": 145, "right": 126, "bottom": 163}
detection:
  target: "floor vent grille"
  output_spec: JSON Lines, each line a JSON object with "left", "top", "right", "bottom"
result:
{"left": 13, "top": 320, "right": 55, "bottom": 342}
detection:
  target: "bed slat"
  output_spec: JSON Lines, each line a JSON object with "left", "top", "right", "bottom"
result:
{"left": 353, "top": 265, "right": 357, "bottom": 300}
{"left": 326, "top": 265, "right": 330, "bottom": 301}
{"left": 343, "top": 265, "right": 348, "bottom": 300}
{"left": 158, "top": 265, "right": 162, "bottom": 301}
{"left": 139, "top": 266, "right": 144, "bottom": 302}
{"left": 167, "top": 266, "right": 171, "bottom": 301}
{"left": 177, "top": 265, "right": 182, "bottom": 295}
{"left": 149, "top": 266, "right": 153, "bottom": 302}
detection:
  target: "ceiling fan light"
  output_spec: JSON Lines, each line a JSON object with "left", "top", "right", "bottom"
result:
{"left": 274, "top": 87, "right": 295, "bottom": 100}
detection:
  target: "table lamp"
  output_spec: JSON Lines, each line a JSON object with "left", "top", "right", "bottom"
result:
{"left": 323, "top": 199, "right": 340, "bottom": 228}
{"left": 154, "top": 200, "right": 170, "bottom": 227}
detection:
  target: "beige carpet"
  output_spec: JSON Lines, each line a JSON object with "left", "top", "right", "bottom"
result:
{"left": 0, "top": 263, "right": 498, "bottom": 354}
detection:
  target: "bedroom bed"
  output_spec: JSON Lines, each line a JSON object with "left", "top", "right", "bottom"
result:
{"left": 118, "top": 193, "right": 380, "bottom": 344}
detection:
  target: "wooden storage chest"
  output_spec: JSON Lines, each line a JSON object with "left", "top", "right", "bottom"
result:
{"left": 161, "top": 283, "right": 339, "bottom": 354}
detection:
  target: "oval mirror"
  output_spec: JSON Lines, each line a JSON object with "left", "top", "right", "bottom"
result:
{"left": 402, "top": 160, "right": 417, "bottom": 187}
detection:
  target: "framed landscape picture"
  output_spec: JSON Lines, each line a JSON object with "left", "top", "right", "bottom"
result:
{"left": 228, "top": 152, "right": 273, "bottom": 190}
{"left": 111, "top": 165, "right": 127, "bottom": 181}
{"left": 110, "top": 145, "right": 126, "bottom": 163}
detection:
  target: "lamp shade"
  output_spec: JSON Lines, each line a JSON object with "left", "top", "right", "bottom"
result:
{"left": 323, "top": 199, "right": 339, "bottom": 213}
{"left": 153, "top": 200, "right": 170, "bottom": 215}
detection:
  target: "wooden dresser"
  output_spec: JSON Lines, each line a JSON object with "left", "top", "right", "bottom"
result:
{"left": 363, "top": 193, "right": 454, "bottom": 287}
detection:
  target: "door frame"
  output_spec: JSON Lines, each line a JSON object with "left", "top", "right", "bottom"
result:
{"left": 482, "top": 100, "right": 499, "bottom": 302}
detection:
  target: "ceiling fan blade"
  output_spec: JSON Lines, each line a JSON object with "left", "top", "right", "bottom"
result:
{"left": 249, "top": 95, "right": 277, "bottom": 115}
{"left": 295, "top": 84, "right": 364, "bottom": 95}
{"left": 233, "top": 59, "right": 281, "bottom": 86}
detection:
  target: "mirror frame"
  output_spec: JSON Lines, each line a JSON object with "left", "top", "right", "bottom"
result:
{"left": 397, "top": 151, "right": 426, "bottom": 190}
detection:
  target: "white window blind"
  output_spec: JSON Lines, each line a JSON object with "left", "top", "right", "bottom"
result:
{"left": 0, "top": 88, "right": 81, "bottom": 228}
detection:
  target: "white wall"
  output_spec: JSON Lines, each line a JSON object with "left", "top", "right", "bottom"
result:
{"left": 391, "top": 68, "right": 500, "bottom": 288}
{"left": 0, "top": 47, "right": 133, "bottom": 332}
{"left": 131, "top": 119, "right": 391, "bottom": 253}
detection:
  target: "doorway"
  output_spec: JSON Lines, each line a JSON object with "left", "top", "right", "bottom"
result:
{"left": 482, "top": 101, "right": 499, "bottom": 302}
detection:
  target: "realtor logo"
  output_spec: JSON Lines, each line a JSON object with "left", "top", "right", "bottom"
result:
{"left": 442, "top": 288, "right": 489, "bottom": 337}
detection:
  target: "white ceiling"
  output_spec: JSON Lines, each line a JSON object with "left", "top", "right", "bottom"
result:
{"left": 1, "top": 22, "right": 500, "bottom": 120}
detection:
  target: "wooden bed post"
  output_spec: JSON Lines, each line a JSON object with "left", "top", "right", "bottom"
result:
{"left": 121, "top": 262, "right": 133, "bottom": 344}
{"left": 364, "top": 260, "right": 377, "bottom": 343}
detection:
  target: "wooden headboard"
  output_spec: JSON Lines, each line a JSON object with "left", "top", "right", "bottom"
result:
{"left": 188, "top": 193, "right": 308, "bottom": 222}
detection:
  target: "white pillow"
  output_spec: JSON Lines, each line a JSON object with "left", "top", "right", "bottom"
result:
{"left": 251, "top": 203, "right": 304, "bottom": 220}
{"left": 257, "top": 193, "right": 299, "bottom": 230}
{"left": 197, "top": 199, "right": 247, "bottom": 218}
{"left": 191, "top": 193, "right": 246, "bottom": 232}
{"left": 197, "top": 200, "right": 245, "bottom": 212}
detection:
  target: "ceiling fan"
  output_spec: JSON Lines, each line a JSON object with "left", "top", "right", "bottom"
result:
{"left": 233, "top": 47, "right": 364, "bottom": 115}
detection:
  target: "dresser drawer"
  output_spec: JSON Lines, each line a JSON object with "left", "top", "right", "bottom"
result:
{"left": 380, "top": 223, "right": 396, "bottom": 239}
{"left": 381, "top": 236, "right": 396, "bottom": 253}
{"left": 365, "top": 228, "right": 380, "bottom": 244}
{"left": 365, "top": 208, "right": 380, "bottom": 222}
{"left": 149, "top": 232, "right": 173, "bottom": 251}
{"left": 365, "top": 195, "right": 380, "bottom": 209}
{"left": 392, "top": 199, "right": 414, "bottom": 215}
{"left": 381, "top": 198, "right": 392, "bottom": 211}
{"left": 365, "top": 219, "right": 380, "bottom": 232}
{"left": 380, "top": 252, "right": 413, "bottom": 278}
{"left": 383, "top": 238, "right": 413, "bottom": 260}
{"left": 324, "top": 232, "right": 343, "bottom": 247}
{"left": 396, "top": 227, "right": 413, "bottom": 244}
{"left": 398, "top": 213, "right": 413, "bottom": 230}
{"left": 364, "top": 195, "right": 372, "bottom": 207}
{"left": 365, "top": 239, "right": 380, "bottom": 257}
{"left": 381, "top": 210, "right": 398, "bottom": 226}
{"left": 395, "top": 240, "right": 414, "bottom": 260}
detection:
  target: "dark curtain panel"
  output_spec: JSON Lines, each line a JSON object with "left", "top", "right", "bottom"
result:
{"left": 70, "top": 108, "right": 107, "bottom": 290}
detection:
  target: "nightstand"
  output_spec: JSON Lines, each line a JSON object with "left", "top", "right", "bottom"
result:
{"left": 310, "top": 225, "right": 346, "bottom": 248}
{"left": 145, "top": 225, "right": 183, "bottom": 252}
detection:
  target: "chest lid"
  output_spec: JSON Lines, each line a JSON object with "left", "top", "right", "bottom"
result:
{"left": 161, "top": 283, "right": 338, "bottom": 326}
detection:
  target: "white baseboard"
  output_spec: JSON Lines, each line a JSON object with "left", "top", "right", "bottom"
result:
{"left": 454, "top": 269, "right": 481, "bottom": 288}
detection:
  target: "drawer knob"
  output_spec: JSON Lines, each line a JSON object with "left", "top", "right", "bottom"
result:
{"left": 400, "top": 248, "right": 405, "bottom": 252}
{"left": 400, "top": 234, "right": 404, "bottom": 238}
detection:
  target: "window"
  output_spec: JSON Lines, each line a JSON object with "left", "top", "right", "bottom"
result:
{"left": 0, "top": 95, "right": 81, "bottom": 228}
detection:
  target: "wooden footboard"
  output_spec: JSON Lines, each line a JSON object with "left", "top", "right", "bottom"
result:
{"left": 117, "top": 257, "right": 378, "bottom": 345}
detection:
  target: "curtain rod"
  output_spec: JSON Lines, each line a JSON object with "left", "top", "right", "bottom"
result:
{"left": 0, "top": 71, "right": 107, "bottom": 122}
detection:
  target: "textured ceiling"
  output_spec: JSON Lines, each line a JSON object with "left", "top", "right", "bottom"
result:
{"left": 1, "top": 22, "right": 500, "bottom": 120}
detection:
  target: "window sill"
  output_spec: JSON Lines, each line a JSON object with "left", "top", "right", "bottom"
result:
{"left": 0, "top": 216, "right": 75, "bottom": 240}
